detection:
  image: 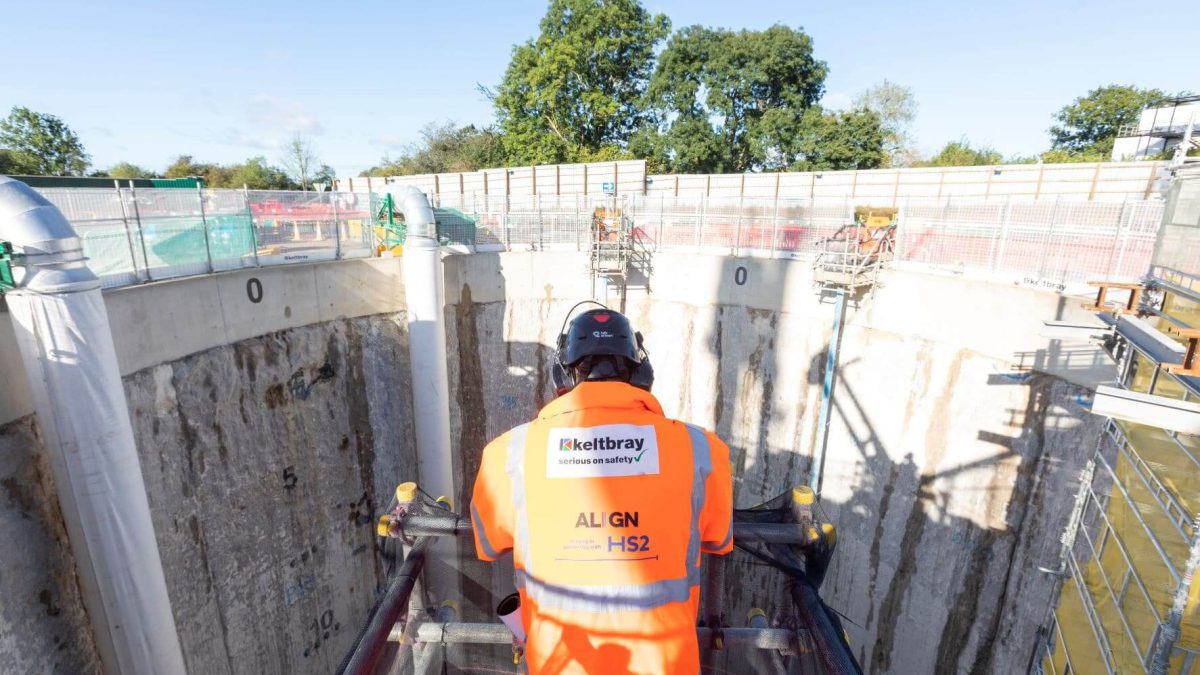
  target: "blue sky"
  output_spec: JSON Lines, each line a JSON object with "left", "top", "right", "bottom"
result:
{"left": 2, "top": 0, "right": 1195, "bottom": 176}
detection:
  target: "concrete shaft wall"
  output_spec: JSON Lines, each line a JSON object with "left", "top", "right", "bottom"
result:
{"left": 0, "top": 259, "right": 418, "bottom": 675}
{"left": 442, "top": 251, "right": 1109, "bottom": 674}
{"left": 1, "top": 249, "right": 1109, "bottom": 674}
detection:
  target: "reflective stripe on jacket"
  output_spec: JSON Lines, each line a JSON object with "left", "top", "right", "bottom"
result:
{"left": 472, "top": 381, "right": 734, "bottom": 674}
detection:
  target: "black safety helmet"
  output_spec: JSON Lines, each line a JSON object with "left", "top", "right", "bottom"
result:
{"left": 552, "top": 307, "right": 653, "bottom": 394}
{"left": 561, "top": 309, "right": 642, "bottom": 366}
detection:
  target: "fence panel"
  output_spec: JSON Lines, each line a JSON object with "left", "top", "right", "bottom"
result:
{"left": 247, "top": 191, "right": 342, "bottom": 265}
{"left": 38, "top": 188, "right": 140, "bottom": 288}
{"left": 30, "top": 185, "right": 1168, "bottom": 293}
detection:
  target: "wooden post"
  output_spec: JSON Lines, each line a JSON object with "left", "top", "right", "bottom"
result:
{"left": 1087, "top": 163, "right": 1102, "bottom": 201}
{"left": 1143, "top": 164, "right": 1158, "bottom": 199}
{"left": 531, "top": 165, "right": 537, "bottom": 195}
{"left": 892, "top": 170, "right": 901, "bottom": 206}
{"left": 583, "top": 164, "right": 589, "bottom": 195}
{"left": 556, "top": 164, "right": 561, "bottom": 195}
{"left": 936, "top": 170, "right": 945, "bottom": 200}
{"left": 1034, "top": 164, "right": 1046, "bottom": 200}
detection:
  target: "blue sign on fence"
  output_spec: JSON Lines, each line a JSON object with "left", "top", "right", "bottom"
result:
{"left": 601, "top": 181, "right": 616, "bottom": 194}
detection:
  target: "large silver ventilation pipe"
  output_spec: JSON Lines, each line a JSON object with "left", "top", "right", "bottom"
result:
{"left": 0, "top": 176, "right": 187, "bottom": 675}
{"left": 391, "top": 186, "right": 455, "bottom": 599}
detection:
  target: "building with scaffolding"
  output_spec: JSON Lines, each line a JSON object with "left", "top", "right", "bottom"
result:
{"left": 1037, "top": 165, "right": 1200, "bottom": 674}
{"left": 1112, "top": 95, "right": 1200, "bottom": 162}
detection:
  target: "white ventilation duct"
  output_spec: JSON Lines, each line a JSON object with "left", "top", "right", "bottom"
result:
{"left": 0, "top": 176, "right": 186, "bottom": 675}
{"left": 390, "top": 186, "right": 458, "bottom": 605}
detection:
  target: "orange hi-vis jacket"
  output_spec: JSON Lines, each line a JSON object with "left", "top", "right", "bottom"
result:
{"left": 471, "top": 382, "right": 734, "bottom": 675}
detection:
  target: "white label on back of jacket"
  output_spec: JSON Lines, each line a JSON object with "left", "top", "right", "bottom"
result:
{"left": 545, "top": 424, "right": 660, "bottom": 478}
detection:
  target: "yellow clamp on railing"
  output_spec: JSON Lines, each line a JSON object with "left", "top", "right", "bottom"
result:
{"left": 435, "top": 495, "right": 454, "bottom": 510}
{"left": 395, "top": 481, "right": 418, "bottom": 503}
{"left": 821, "top": 523, "right": 837, "bottom": 546}
{"left": 376, "top": 514, "right": 393, "bottom": 538}
{"left": 791, "top": 486, "right": 815, "bottom": 505}
{"left": 747, "top": 608, "right": 767, "bottom": 623}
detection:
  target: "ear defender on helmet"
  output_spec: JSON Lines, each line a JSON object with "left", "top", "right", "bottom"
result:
{"left": 551, "top": 333, "right": 574, "bottom": 396}
{"left": 629, "top": 331, "right": 655, "bottom": 392}
{"left": 550, "top": 302, "right": 651, "bottom": 396}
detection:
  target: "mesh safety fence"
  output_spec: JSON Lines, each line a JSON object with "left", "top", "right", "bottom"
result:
{"left": 32, "top": 186, "right": 1167, "bottom": 291}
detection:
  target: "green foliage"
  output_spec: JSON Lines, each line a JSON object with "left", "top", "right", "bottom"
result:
{"left": 222, "top": 157, "right": 296, "bottom": 189}
{"left": 0, "top": 149, "right": 21, "bottom": 174}
{"left": 161, "top": 154, "right": 296, "bottom": 189}
{"left": 102, "top": 162, "right": 156, "bottom": 179}
{"left": 917, "top": 139, "right": 1003, "bottom": 167}
{"left": 641, "top": 24, "right": 831, "bottom": 172}
{"left": 1050, "top": 85, "right": 1170, "bottom": 157}
{"left": 492, "top": 0, "right": 670, "bottom": 164}
{"left": 1038, "top": 147, "right": 1111, "bottom": 164}
{"left": 788, "top": 108, "right": 887, "bottom": 171}
{"left": 0, "top": 106, "right": 91, "bottom": 175}
{"left": 853, "top": 80, "right": 917, "bottom": 167}
{"left": 362, "top": 122, "right": 508, "bottom": 176}
{"left": 311, "top": 164, "right": 336, "bottom": 186}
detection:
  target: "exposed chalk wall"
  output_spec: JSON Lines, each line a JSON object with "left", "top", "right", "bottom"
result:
{"left": 441, "top": 251, "right": 1109, "bottom": 674}
{"left": 0, "top": 415, "right": 102, "bottom": 675}
{"left": 0, "top": 259, "right": 418, "bottom": 675}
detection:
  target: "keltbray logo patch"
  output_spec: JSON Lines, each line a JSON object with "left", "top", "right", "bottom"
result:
{"left": 546, "top": 424, "right": 660, "bottom": 479}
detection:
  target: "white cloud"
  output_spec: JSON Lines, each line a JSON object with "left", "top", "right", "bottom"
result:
{"left": 246, "top": 95, "right": 324, "bottom": 135}
{"left": 218, "top": 127, "right": 276, "bottom": 149}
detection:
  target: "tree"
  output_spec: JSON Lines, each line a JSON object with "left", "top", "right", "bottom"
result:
{"left": 222, "top": 157, "right": 295, "bottom": 190}
{"left": 786, "top": 108, "right": 887, "bottom": 171}
{"left": 492, "top": 0, "right": 670, "bottom": 164}
{"left": 362, "top": 122, "right": 508, "bottom": 176}
{"left": 1050, "top": 85, "right": 1170, "bottom": 157}
{"left": 280, "top": 134, "right": 318, "bottom": 191}
{"left": 161, "top": 154, "right": 294, "bottom": 189}
{"left": 0, "top": 149, "right": 21, "bottom": 174}
{"left": 103, "top": 162, "right": 156, "bottom": 179}
{"left": 853, "top": 80, "right": 918, "bottom": 166}
{"left": 311, "top": 164, "right": 336, "bottom": 187}
{"left": 641, "top": 24, "right": 829, "bottom": 173}
{"left": 0, "top": 106, "right": 90, "bottom": 175}
{"left": 163, "top": 155, "right": 211, "bottom": 179}
{"left": 917, "top": 139, "right": 1002, "bottom": 167}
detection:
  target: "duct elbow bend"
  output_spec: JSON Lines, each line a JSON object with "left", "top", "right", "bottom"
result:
{"left": 399, "top": 186, "right": 437, "bottom": 240}
{"left": 0, "top": 176, "right": 99, "bottom": 294}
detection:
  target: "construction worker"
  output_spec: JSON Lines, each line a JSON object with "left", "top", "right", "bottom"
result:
{"left": 471, "top": 307, "right": 734, "bottom": 674}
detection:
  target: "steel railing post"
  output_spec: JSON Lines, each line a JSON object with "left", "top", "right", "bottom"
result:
{"left": 1112, "top": 198, "right": 1132, "bottom": 278}
{"left": 503, "top": 195, "right": 510, "bottom": 250}
{"left": 243, "top": 188, "right": 260, "bottom": 267}
{"left": 992, "top": 196, "right": 1013, "bottom": 274}
{"left": 196, "top": 185, "right": 214, "bottom": 273}
{"left": 769, "top": 196, "right": 780, "bottom": 259}
{"left": 128, "top": 181, "right": 151, "bottom": 281}
{"left": 333, "top": 191, "right": 342, "bottom": 259}
{"left": 115, "top": 183, "right": 141, "bottom": 283}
